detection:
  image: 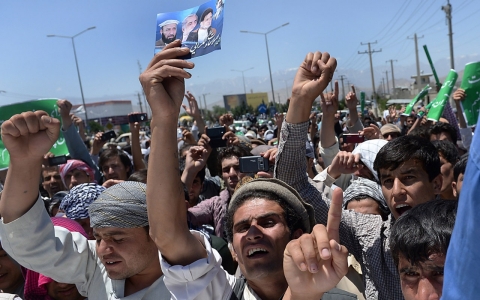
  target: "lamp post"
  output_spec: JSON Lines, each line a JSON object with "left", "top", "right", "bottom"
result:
{"left": 241, "top": 22, "right": 289, "bottom": 106}
{"left": 231, "top": 67, "right": 254, "bottom": 94}
{"left": 47, "top": 26, "right": 96, "bottom": 124}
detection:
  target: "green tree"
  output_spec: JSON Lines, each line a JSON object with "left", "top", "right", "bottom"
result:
{"left": 88, "top": 121, "right": 104, "bottom": 133}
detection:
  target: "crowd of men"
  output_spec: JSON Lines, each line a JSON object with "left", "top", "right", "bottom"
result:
{"left": 0, "top": 40, "right": 477, "bottom": 300}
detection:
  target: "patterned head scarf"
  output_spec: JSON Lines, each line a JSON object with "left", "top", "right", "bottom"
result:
{"left": 89, "top": 181, "right": 148, "bottom": 228}
{"left": 343, "top": 177, "right": 389, "bottom": 216}
{"left": 60, "top": 183, "right": 105, "bottom": 220}
{"left": 59, "top": 159, "right": 96, "bottom": 187}
{"left": 352, "top": 139, "right": 388, "bottom": 182}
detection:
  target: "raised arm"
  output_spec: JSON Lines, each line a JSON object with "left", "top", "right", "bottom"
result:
{"left": 182, "top": 91, "right": 205, "bottom": 137}
{"left": 284, "top": 188, "right": 348, "bottom": 300}
{"left": 275, "top": 51, "right": 337, "bottom": 222}
{"left": 128, "top": 115, "right": 146, "bottom": 171}
{"left": 345, "top": 85, "right": 360, "bottom": 129}
{"left": 58, "top": 100, "right": 102, "bottom": 183}
{"left": 0, "top": 111, "right": 60, "bottom": 222}
{"left": 141, "top": 40, "right": 206, "bottom": 265}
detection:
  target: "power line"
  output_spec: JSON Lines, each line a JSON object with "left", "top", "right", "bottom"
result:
{"left": 368, "top": 0, "right": 411, "bottom": 41}
{"left": 358, "top": 41, "right": 382, "bottom": 103}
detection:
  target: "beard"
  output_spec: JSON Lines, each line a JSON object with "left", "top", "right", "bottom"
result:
{"left": 162, "top": 33, "right": 176, "bottom": 44}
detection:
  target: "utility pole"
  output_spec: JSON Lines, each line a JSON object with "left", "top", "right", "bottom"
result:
{"left": 202, "top": 93, "right": 209, "bottom": 116}
{"left": 408, "top": 33, "right": 424, "bottom": 94}
{"left": 383, "top": 70, "right": 390, "bottom": 95}
{"left": 442, "top": 1, "right": 454, "bottom": 69}
{"left": 381, "top": 78, "right": 385, "bottom": 96}
{"left": 137, "top": 92, "right": 144, "bottom": 113}
{"left": 386, "top": 59, "right": 398, "bottom": 97}
{"left": 338, "top": 75, "right": 347, "bottom": 101}
{"left": 137, "top": 60, "right": 150, "bottom": 117}
{"left": 359, "top": 41, "right": 382, "bottom": 110}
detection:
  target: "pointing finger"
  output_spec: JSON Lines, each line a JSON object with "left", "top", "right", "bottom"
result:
{"left": 327, "top": 187, "right": 343, "bottom": 243}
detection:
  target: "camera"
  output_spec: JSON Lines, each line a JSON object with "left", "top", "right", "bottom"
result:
{"left": 129, "top": 113, "right": 148, "bottom": 123}
{"left": 101, "top": 130, "right": 117, "bottom": 142}
{"left": 206, "top": 127, "right": 227, "bottom": 148}
{"left": 48, "top": 155, "right": 68, "bottom": 166}
{"left": 239, "top": 156, "right": 269, "bottom": 173}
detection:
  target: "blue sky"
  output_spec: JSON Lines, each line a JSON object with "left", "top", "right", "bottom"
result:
{"left": 1, "top": 0, "right": 479, "bottom": 109}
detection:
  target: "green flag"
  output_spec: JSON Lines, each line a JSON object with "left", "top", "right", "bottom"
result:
{"left": 360, "top": 91, "right": 366, "bottom": 115}
{"left": 402, "top": 85, "right": 431, "bottom": 116}
{"left": 460, "top": 61, "right": 480, "bottom": 126}
{"left": 0, "top": 99, "right": 69, "bottom": 170}
{"left": 427, "top": 70, "right": 458, "bottom": 122}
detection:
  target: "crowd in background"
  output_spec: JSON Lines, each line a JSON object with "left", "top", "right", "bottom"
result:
{"left": 0, "top": 42, "right": 477, "bottom": 300}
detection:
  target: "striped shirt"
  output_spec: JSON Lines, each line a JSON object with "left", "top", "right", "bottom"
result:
{"left": 274, "top": 120, "right": 403, "bottom": 300}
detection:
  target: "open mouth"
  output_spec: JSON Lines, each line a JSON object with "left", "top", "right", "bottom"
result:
{"left": 104, "top": 261, "right": 121, "bottom": 267}
{"left": 395, "top": 203, "right": 412, "bottom": 217}
{"left": 247, "top": 248, "right": 268, "bottom": 258}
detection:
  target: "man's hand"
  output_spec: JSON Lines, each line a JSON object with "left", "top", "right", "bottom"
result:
{"left": 320, "top": 81, "right": 340, "bottom": 119}
{"left": 182, "top": 91, "right": 201, "bottom": 118}
{"left": 139, "top": 40, "right": 194, "bottom": 120}
{"left": 453, "top": 88, "right": 466, "bottom": 102}
{"left": 291, "top": 51, "right": 337, "bottom": 103}
{"left": 222, "top": 131, "right": 240, "bottom": 146}
{"left": 185, "top": 146, "right": 209, "bottom": 174}
{"left": 182, "top": 129, "right": 197, "bottom": 145}
{"left": 71, "top": 114, "right": 84, "bottom": 127}
{"left": 197, "top": 132, "right": 213, "bottom": 157}
{"left": 360, "top": 124, "right": 382, "bottom": 140}
{"left": 219, "top": 114, "right": 234, "bottom": 127}
{"left": 91, "top": 132, "right": 107, "bottom": 155}
{"left": 345, "top": 85, "right": 358, "bottom": 111}
{"left": 284, "top": 188, "right": 348, "bottom": 299}
{"left": 57, "top": 99, "right": 74, "bottom": 130}
{"left": 1, "top": 111, "right": 60, "bottom": 163}
{"left": 42, "top": 152, "right": 55, "bottom": 168}
{"left": 328, "top": 151, "right": 361, "bottom": 179}
{"left": 274, "top": 113, "right": 284, "bottom": 128}
{"left": 102, "top": 179, "right": 124, "bottom": 188}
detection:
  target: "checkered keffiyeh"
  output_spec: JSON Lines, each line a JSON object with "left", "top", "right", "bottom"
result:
{"left": 352, "top": 139, "right": 388, "bottom": 182}
{"left": 60, "top": 183, "right": 106, "bottom": 220}
{"left": 89, "top": 181, "right": 149, "bottom": 228}
{"left": 275, "top": 121, "right": 403, "bottom": 300}
{"left": 343, "top": 177, "right": 389, "bottom": 216}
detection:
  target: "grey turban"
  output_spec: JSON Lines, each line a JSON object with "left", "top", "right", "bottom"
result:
{"left": 343, "top": 177, "right": 389, "bottom": 216}
{"left": 89, "top": 181, "right": 148, "bottom": 228}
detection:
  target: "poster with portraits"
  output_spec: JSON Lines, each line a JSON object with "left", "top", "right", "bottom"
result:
{"left": 154, "top": 0, "right": 224, "bottom": 58}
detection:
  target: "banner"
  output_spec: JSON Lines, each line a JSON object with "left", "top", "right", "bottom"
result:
{"left": 360, "top": 91, "right": 365, "bottom": 115}
{"left": 427, "top": 70, "right": 458, "bottom": 122}
{"left": 460, "top": 61, "right": 480, "bottom": 126}
{"left": 154, "top": 0, "right": 224, "bottom": 58}
{"left": 402, "top": 85, "right": 431, "bottom": 116}
{"left": 0, "top": 99, "right": 69, "bottom": 170}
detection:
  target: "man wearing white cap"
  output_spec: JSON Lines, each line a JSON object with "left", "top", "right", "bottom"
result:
{"left": 155, "top": 19, "right": 179, "bottom": 48}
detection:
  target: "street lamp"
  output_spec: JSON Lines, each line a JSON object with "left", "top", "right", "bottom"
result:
{"left": 47, "top": 26, "right": 96, "bottom": 124}
{"left": 231, "top": 67, "right": 254, "bottom": 94}
{"left": 241, "top": 22, "right": 289, "bottom": 106}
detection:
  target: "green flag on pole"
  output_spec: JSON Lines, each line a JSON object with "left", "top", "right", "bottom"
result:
{"left": 427, "top": 70, "right": 458, "bottom": 122}
{"left": 360, "top": 91, "right": 366, "bottom": 116}
{"left": 402, "top": 85, "right": 431, "bottom": 116}
{"left": 460, "top": 61, "right": 480, "bottom": 126}
{"left": 0, "top": 99, "right": 69, "bottom": 170}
